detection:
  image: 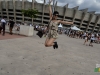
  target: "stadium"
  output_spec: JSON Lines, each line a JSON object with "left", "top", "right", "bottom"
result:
{"left": 0, "top": 0, "right": 100, "bottom": 32}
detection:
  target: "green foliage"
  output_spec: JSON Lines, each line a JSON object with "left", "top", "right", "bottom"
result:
{"left": 21, "top": 8, "right": 38, "bottom": 18}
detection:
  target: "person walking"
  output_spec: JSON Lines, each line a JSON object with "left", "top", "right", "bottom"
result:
{"left": 0, "top": 17, "right": 6, "bottom": 36}
{"left": 8, "top": 19, "right": 15, "bottom": 35}
{"left": 45, "top": 0, "right": 73, "bottom": 49}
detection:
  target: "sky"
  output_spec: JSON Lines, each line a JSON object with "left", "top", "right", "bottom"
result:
{"left": 27, "top": 0, "right": 100, "bottom": 13}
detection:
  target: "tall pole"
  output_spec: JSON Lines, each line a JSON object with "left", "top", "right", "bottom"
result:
{"left": 0, "top": 0, "right": 3, "bottom": 18}
{"left": 42, "top": 0, "right": 45, "bottom": 25}
{"left": 32, "top": 0, "right": 34, "bottom": 9}
{"left": 22, "top": 0, "right": 24, "bottom": 22}
{"left": 13, "top": 0, "right": 16, "bottom": 22}
{"left": 32, "top": 0, "right": 35, "bottom": 25}
{"left": 52, "top": 0, "right": 55, "bottom": 13}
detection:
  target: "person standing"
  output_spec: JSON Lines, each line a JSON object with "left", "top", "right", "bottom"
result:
{"left": 83, "top": 33, "right": 89, "bottom": 46}
{"left": 0, "top": 17, "right": 6, "bottom": 36}
{"left": 89, "top": 36, "right": 94, "bottom": 47}
{"left": 9, "top": 19, "right": 15, "bottom": 35}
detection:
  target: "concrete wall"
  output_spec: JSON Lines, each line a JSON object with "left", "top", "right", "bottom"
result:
{"left": 91, "top": 15, "right": 96, "bottom": 22}
{"left": 0, "top": 0, "right": 100, "bottom": 32}
{"left": 66, "top": 8, "right": 74, "bottom": 18}
{"left": 84, "top": 13, "right": 90, "bottom": 21}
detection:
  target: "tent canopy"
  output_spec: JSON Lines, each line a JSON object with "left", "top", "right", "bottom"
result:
{"left": 71, "top": 26, "right": 80, "bottom": 30}
{"left": 58, "top": 23, "right": 63, "bottom": 28}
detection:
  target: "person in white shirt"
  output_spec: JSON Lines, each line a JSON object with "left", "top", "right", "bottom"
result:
{"left": 16, "top": 23, "right": 20, "bottom": 31}
{"left": 36, "top": 25, "right": 38, "bottom": 30}
{"left": 0, "top": 17, "right": 6, "bottom": 36}
{"left": 83, "top": 32, "right": 86, "bottom": 39}
{"left": 91, "top": 33, "right": 94, "bottom": 37}
{"left": 30, "top": 24, "right": 32, "bottom": 26}
{"left": 83, "top": 33, "right": 88, "bottom": 46}
{"left": 89, "top": 36, "right": 94, "bottom": 47}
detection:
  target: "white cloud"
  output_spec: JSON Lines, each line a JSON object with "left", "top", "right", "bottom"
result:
{"left": 57, "top": 2, "right": 66, "bottom": 7}
{"left": 77, "top": 0, "right": 84, "bottom": 5}
{"left": 36, "top": 0, "right": 43, "bottom": 3}
{"left": 28, "top": 0, "right": 43, "bottom": 3}
{"left": 27, "top": 0, "right": 100, "bottom": 13}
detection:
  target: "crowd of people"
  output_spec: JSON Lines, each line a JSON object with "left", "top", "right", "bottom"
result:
{"left": 65, "top": 29, "right": 100, "bottom": 47}
{"left": 0, "top": 16, "right": 100, "bottom": 48}
{"left": 0, "top": 17, "right": 100, "bottom": 48}
{"left": 34, "top": 24, "right": 100, "bottom": 47}
{"left": 34, "top": 25, "right": 48, "bottom": 38}
{"left": 34, "top": 25, "right": 47, "bottom": 32}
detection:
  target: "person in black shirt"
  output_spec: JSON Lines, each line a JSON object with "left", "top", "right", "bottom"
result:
{"left": 9, "top": 19, "right": 15, "bottom": 35}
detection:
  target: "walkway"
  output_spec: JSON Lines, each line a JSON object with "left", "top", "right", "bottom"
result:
{"left": 0, "top": 32, "right": 100, "bottom": 75}
{"left": 0, "top": 33, "right": 25, "bottom": 40}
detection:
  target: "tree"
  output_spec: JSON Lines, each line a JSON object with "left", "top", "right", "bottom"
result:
{"left": 21, "top": 8, "right": 38, "bottom": 25}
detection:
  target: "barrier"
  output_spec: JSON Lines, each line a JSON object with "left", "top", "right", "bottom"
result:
{"left": 19, "top": 25, "right": 34, "bottom": 36}
{"left": 5, "top": 25, "right": 34, "bottom": 36}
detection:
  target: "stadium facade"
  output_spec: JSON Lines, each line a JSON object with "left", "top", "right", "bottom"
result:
{"left": 0, "top": 0, "right": 100, "bottom": 32}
